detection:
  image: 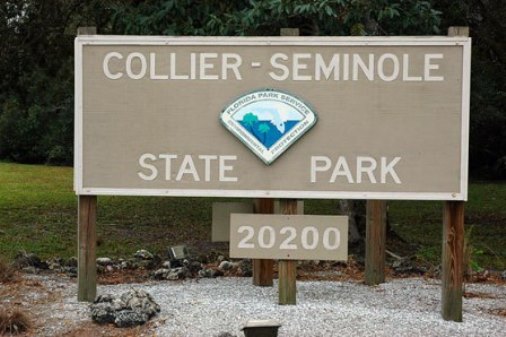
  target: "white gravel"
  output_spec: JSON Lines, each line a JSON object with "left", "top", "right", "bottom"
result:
{"left": 21, "top": 275, "right": 506, "bottom": 336}
{"left": 94, "top": 277, "right": 505, "bottom": 337}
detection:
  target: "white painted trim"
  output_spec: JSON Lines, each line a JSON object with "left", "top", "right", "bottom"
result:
{"left": 74, "top": 36, "right": 472, "bottom": 201}
{"left": 74, "top": 39, "right": 83, "bottom": 193}
{"left": 75, "top": 35, "right": 469, "bottom": 46}
{"left": 77, "top": 188, "right": 464, "bottom": 201}
{"left": 460, "top": 39, "right": 472, "bottom": 201}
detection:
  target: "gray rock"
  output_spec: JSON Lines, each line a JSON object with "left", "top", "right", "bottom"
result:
{"left": 183, "top": 259, "right": 202, "bottom": 274}
{"left": 22, "top": 266, "right": 38, "bottom": 274}
{"left": 115, "top": 310, "right": 149, "bottom": 328}
{"left": 217, "top": 255, "right": 226, "bottom": 263}
{"left": 90, "top": 289, "right": 160, "bottom": 327}
{"left": 218, "top": 261, "right": 236, "bottom": 271}
{"left": 96, "top": 257, "right": 113, "bottom": 266}
{"left": 46, "top": 257, "right": 64, "bottom": 270}
{"left": 134, "top": 249, "right": 154, "bottom": 260}
{"left": 132, "top": 259, "right": 157, "bottom": 270}
{"left": 501, "top": 270, "right": 506, "bottom": 280}
{"left": 63, "top": 266, "right": 77, "bottom": 277}
{"left": 198, "top": 268, "right": 212, "bottom": 278}
{"left": 90, "top": 302, "right": 116, "bottom": 324}
{"left": 167, "top": 267, "right": 189, "bottom": 280}
{"left": 120, "top": 260, "right": 133, "bottom": 269}
{"left": 238, "top": 260, "right": 252, "bottom": 277}
{"left": 95, "top": 294, "right": 115, "bottom": 303}
{"left": 153, "top": 268, "right": 170, "bottom": 280}
{"left": 167, "top": 269, "right": 182, "bottom": 280}
{"left": 189, "top": 261, "right": 203, "bottom": 274}
{"left": 198, "top": 268, "right": 223, "bottom": 278}
{"left": 162, "top": 261, "right": 172, "bottom": 268}
{"left": 392, "top": 258, "right": 426, "bottom": 275}
{"left": 120, "top": 289, "right": 160, "bottom": 318}
{"left": 215, "top": 333, "right": 236, "bottom": 337}
{"left": 66, "top": 257, "right": 78, "bottom": 268}
{"left": 14, "top": 251, "right": 48, "bottom": 269}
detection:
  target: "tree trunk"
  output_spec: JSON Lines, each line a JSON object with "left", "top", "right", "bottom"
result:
{"left": 339, "top": 200, "right": 361, "bottom": 243}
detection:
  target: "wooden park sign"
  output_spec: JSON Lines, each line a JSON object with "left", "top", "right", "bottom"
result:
{"left": 75, "top": 28, "right": 471, "bottom": 321}
{"left": 75, "top": 35, "right": 470, "bottom": 200}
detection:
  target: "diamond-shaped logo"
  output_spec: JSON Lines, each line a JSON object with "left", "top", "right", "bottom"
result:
{"left": 221, "top": 89, "right": 317, "bottom": 165}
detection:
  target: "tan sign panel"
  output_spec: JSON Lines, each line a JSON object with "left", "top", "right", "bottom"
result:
{"left": 229, "top": 214, "right": 348, "bottom": 260}
{"left": 75, "top": 36, "right": 471, "bottom": 200}
{"left": 212, "top": 202, "right": 254, "bottom": 242}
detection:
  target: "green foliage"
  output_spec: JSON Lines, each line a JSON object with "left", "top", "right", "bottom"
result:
{"left": 1, "top": 161, "right": 504, "bottom": 269}
{"left": 390, "top": 184, "right": 506, "bottom": 270}
{"left": 0, "top": 0, "right": 112, "bottom": 164}
{"left": 434, "top": 0, "right": 506, "bottom": 179}
{"left": 110, "top": 0, "right": 440, "bottom": 36}
{"left": 0, "top": 0, "right": 503, "bottom": 178}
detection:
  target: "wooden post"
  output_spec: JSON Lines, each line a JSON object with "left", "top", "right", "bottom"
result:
{"left": 78, "top": 195, "right": 97, "bottom": 302}
{"left": 276, "top": 27, "right": 300, "bottom": 305}
{"left": 77, "top": 26, "right": 97, "bottom": 303}
{"left": 252, "top": 27, "right": 300, "bottom": 288}
{"left": 278, "top": 199, "right": 297, "bottom": 305}
{"left": 280, "top": 28, "right": 300, "bottom": 36}
{"left": 441, "top": 201, "right": 464, "bottom": 321}
{"left": 365, "top": 200, "right": 387, "bottom": 285}
{"left": 77, "top": 26, "right": 97, "bottom": 35}
{"left": 440, "top": 26, "right": 468, "bottom": 322}
{"left": 253, "top": 199, "right": 274, "bottom": 286}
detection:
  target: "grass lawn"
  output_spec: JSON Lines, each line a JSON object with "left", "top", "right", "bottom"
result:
{"left": 0, "top": 162, "right": 505, "bottom": 270}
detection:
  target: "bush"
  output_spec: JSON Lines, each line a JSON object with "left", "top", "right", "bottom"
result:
{"left": 0, "top": 258, "right": 16, "bottom": 283}
{"left": 0, "top": 309, "right": 32, "bottom": 335}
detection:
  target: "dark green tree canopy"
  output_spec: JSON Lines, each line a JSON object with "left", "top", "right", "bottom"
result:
{"left": 0, "top": 0, "right": 504, "bottom": 178}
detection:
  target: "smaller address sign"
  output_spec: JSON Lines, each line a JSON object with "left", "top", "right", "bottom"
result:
{"left": 230, "top": 214, "right": 348, "bottom": 261}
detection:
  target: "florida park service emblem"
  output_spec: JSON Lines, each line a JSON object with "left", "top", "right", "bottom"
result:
{"left": 221, "top": 89, "right": 317, "bottom": 165}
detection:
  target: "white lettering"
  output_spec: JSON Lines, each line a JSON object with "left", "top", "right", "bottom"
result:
{"left": 198, "top": 155, "right": 218, "bottom": 182}
{"left": 150, "top": 53, "right": 168, "bottom": 80}
{"left": 126, "top": 52, "right": 147, "bottom": 80}
{"left": 311, "top": 156, "right": 402, "bottom": 184}
{"left": 315, "top": 53, "right": 339, "bottom": 80}
{"left": 293, "top": 53, "right": 312, "bottom": 81}
{"left": 269, "top": 53, "right": 289, "bottom": 81}
{"left": 170, "top": 53, "right": 190, "bottom": 80}
{"left": 199, "top": 53, "right": 219, "bottom": 80}
{"left": 176, "top": 155, "right": 200, "bottom": 181}
{"left": 352, "top": 54, "right": 374, "bottom": 81}
{"left": 343, "top": 54, "right": 350, "bottom": 80}
{"left": 424, "top": 53, "right": 444, "bottom": 81}
{"left": 222, "top": 53, "right": 242, "bottom": 80}
{"left": 310, "top": 156, "right": 331, "bottom": 183}
{"left": 138, "top": 153, "right": 157, "bottom": 181}
{"left": 190, "top": 53, "right": 197, "bottom": 79}
{"left": 381, "top": 157, "right": 402, "bottom": 184}
{"left": 219, "top": 155, "right": 238, "bottom": 182}
{"left": 330, "top": 156, "right": 354, "bottom": 183}
{"left": 378, "top": 53, "right": 399, "bottom": 82}
{"left": 356, "top": 156, "right": 377, "bottom": 184}
{"left": 158, "top": 154, "right": 177, "bottom": 180}
{"left": 402, "top": 54, "right": 422, "bottom": 81}
{"left": 103, "top": 52, "right": 123, "bottom": 79}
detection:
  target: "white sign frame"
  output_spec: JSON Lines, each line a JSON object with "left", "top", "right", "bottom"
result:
{"left": 74, "top": 35, "right": 471, "bottom": 200}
